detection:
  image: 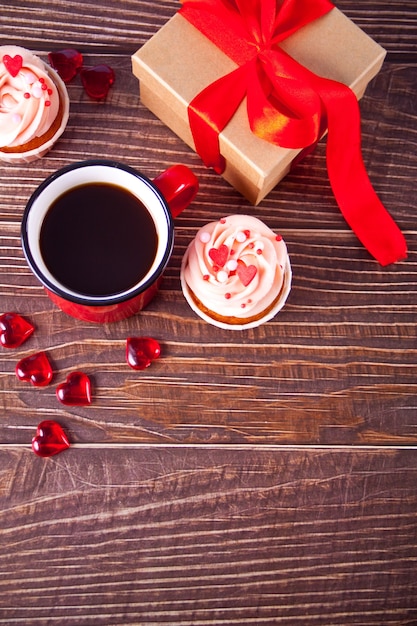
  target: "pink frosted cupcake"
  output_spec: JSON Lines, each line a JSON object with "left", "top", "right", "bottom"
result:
{"left": 0, "top": 46, "right": 69, "bottom": 164}
{"left": 181, "top": 215, "right": 292, "bottom": 330}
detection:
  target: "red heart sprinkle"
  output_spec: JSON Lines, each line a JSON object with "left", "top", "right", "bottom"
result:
{"left": 208, "top": 244, "right": 229, "bottom": 268}
{"left": 32, "top": 420, "right": 70, "bottom": 457}
{"left": 237, "top": 263, "right": 257, "bottom": 287}
{"left": 80, "top": 64, "right": 115, "bottom": 100}
{"left": 16, "top": 351, "right": 53, "bottom": 387}
{"left": 56, "top": 371, "right": 92, "bottom": 406}
{"left": 48, "top": 48, "right": 83, "bottom": 83}
{"left": 126, "top": 337, "right": 161, "bottom": 370}
{"left": 0, "top": 312, "right": 34, "bottom": 348}
{"left": 3, "top": 54, "right": 23, "bottom": 77}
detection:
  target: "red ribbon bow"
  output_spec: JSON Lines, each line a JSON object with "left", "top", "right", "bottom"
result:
{"left": 179, "top": 0, "right": 407, "bottom": 265}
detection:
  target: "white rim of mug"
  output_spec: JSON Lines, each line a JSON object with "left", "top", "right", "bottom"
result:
{"left": 21, "top": 159, "right": 174, "bottom": 306}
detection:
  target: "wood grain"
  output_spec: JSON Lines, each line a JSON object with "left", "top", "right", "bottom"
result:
{"left": 0, "top": 51, "right": 415, "bottom": 445}
{"left": 1, "top": 2, "right": 416, "bottom": 624}
{"left": 2, "top": 0, "right": 417, "bottom": 58}
{"left": 1, "top": 446, "right": 417, "bottom": 625}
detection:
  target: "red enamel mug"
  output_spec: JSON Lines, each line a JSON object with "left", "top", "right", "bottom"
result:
{"left": 21, "top": 159, "right": 199, "bottom": 323}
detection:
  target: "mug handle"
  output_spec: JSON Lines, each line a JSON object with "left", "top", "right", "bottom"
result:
{"left": 153, "top": 164, "right": 199, "bottom": 218}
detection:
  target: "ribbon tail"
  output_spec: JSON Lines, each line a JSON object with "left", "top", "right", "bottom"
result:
{"left": 188, "top": 64, "right": 248, "bottom": 174}
{"left": 317, "top": 80, "right": 407, "bottom": 265}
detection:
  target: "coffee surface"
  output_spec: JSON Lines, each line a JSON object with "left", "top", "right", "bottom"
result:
{"left": 40, "top": 183, "right": 158, "bottom": 297}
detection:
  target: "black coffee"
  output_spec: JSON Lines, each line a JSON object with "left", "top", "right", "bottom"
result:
{"left": 40, "top": 183, "right": 158, "bottom": 297}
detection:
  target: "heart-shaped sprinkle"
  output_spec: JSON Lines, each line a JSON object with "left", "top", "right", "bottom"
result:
{"left": 3, "top": 54, "right": 23, "bottom": 77}
{"left": 126, "top": 337, "right": 161, "bottom": 370}
{"left": 237, "top": 263, "right": 257, "bottom": 287}
{"left": 32, "top": 420, "right": 70, "bottom": 457}
{"left": 16, "top": 351, "right": 53, "bottom": 387}
{"left": 0, "top": 312, "right": 34, "bottom": 348}
{"left": 208, "top": 244, "right": 229, "bottom": 268}
{"left": 56, "top": 371, "right": 92, "bottom": 406}
{"left": 80, "top": 64, "right": 115, "bottom": 100}
{"left": 48, "top": 48, "right": 83, "bottom": 83}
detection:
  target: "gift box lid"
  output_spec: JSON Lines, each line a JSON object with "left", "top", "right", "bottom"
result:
{"left": 132, "top": 9, "right": 386, "bottom": 205}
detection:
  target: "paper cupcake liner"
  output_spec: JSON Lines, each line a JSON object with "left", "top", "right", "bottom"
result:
{"left": 0, "top": 65, "right": 69, "bottom": 165}
{"left": 181, "top": 252, "right": 292, "bottom": 331}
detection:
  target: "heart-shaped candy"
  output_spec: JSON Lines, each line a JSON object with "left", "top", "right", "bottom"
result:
{"left": 48, "top": 48, "right": 83, "bottom": 83}
{"left": 208, "top": 244, "right": 229, "bottom": 268}
{"left": 80, "top": 64, "right": 115, "bottom": 100}
{"left": 15, "top": 351, "right": 53, "bottom": 387}
{"left": 237, "top": 263, "right": 257, "bottom": 287}
{"left": 3, "top": 54, "right": 23, "bottom": 77}
{"left": 56, "top": 371, "right": 92, "bottom": 406}
{"left": 32, "top": 420, "right": 70, "bottom": 457}
{"left": 126, "top": 337, "right": 161, "bottom": 370}
{"left": 0, "top": 312, "right": 34, "bottom": 348}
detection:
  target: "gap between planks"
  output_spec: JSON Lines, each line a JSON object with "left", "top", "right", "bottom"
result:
{"left": 1, "top": 443, "right": 417, "bottom": 450}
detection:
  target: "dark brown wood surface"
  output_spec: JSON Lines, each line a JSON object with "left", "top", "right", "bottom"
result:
{"left": 1, "top": 446, "right": 417, "bottom": 625}
{"left": 1, "top": 1, "right": 416, "bottom": 624}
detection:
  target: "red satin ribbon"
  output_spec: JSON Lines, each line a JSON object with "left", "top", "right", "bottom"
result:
{"left": 179, "top": 0, "right": 407, "bottom": 265}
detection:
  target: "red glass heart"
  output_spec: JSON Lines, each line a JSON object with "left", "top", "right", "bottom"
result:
{"left": 237, "top": 263, "right": 257, "bottom": 287}
{"left": 16, "top": 351, "right": 53, "bottom": 387}
{"left": 80, "top": 64, "right": 115, "bottom": 100}
{"left": 126, "top": 337, "right": 161, "bottom": 370}
{"left": 0, "top": 312, "right": 34, "bottom": 348}
{"left": 32, "top": 420, "right": 70, "bottom": 457}
{"left": 56, "top": 371, "right": 92, "bottom": 406}
{"left": 48, "top": 48, "right": 83, "bottom": 83}
{"left": 209, "top": 244, "right": 229, "bottom": 268}
{"left": 3, "top": 54, "right": 23, "bottom": 77}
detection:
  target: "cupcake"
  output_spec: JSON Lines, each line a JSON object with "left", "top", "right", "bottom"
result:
{"left": 0, "top": 45, "right": 69, "bottom": 164}
{"left": 181, "top": 215, "right": 292, "bottom": 330}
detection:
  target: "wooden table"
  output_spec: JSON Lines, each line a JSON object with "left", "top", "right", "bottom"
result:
{"left": 1, "top": 1, "right": 416, "bottom": 623}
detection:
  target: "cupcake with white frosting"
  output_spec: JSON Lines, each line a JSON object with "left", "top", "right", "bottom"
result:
{"left": 0, "top": 46, "right": 69, "bottom": 163}
{"left": 181, "top": 215, "right": 291, "bottom": 330}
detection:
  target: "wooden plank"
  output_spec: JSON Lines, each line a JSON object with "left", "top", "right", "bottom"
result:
{"left": 336, "top": 0, "right": 417, "bottom": 61}
{"left": 1, "top": 446, "right": 416, "bottom": 624}
{"left": 1, "top": 302, "right": 416, "bottom": 445}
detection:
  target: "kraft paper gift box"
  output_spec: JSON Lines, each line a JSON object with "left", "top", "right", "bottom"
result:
{"left": 132, "top": 7, "right": 386, "bottom": 205}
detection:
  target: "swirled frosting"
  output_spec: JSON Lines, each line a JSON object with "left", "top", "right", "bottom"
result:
{"left": 0, "top": 46, "right": 60, "bottom": 148}
{"left": 182, "top": 215, "right": 288, "bottom": 321}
